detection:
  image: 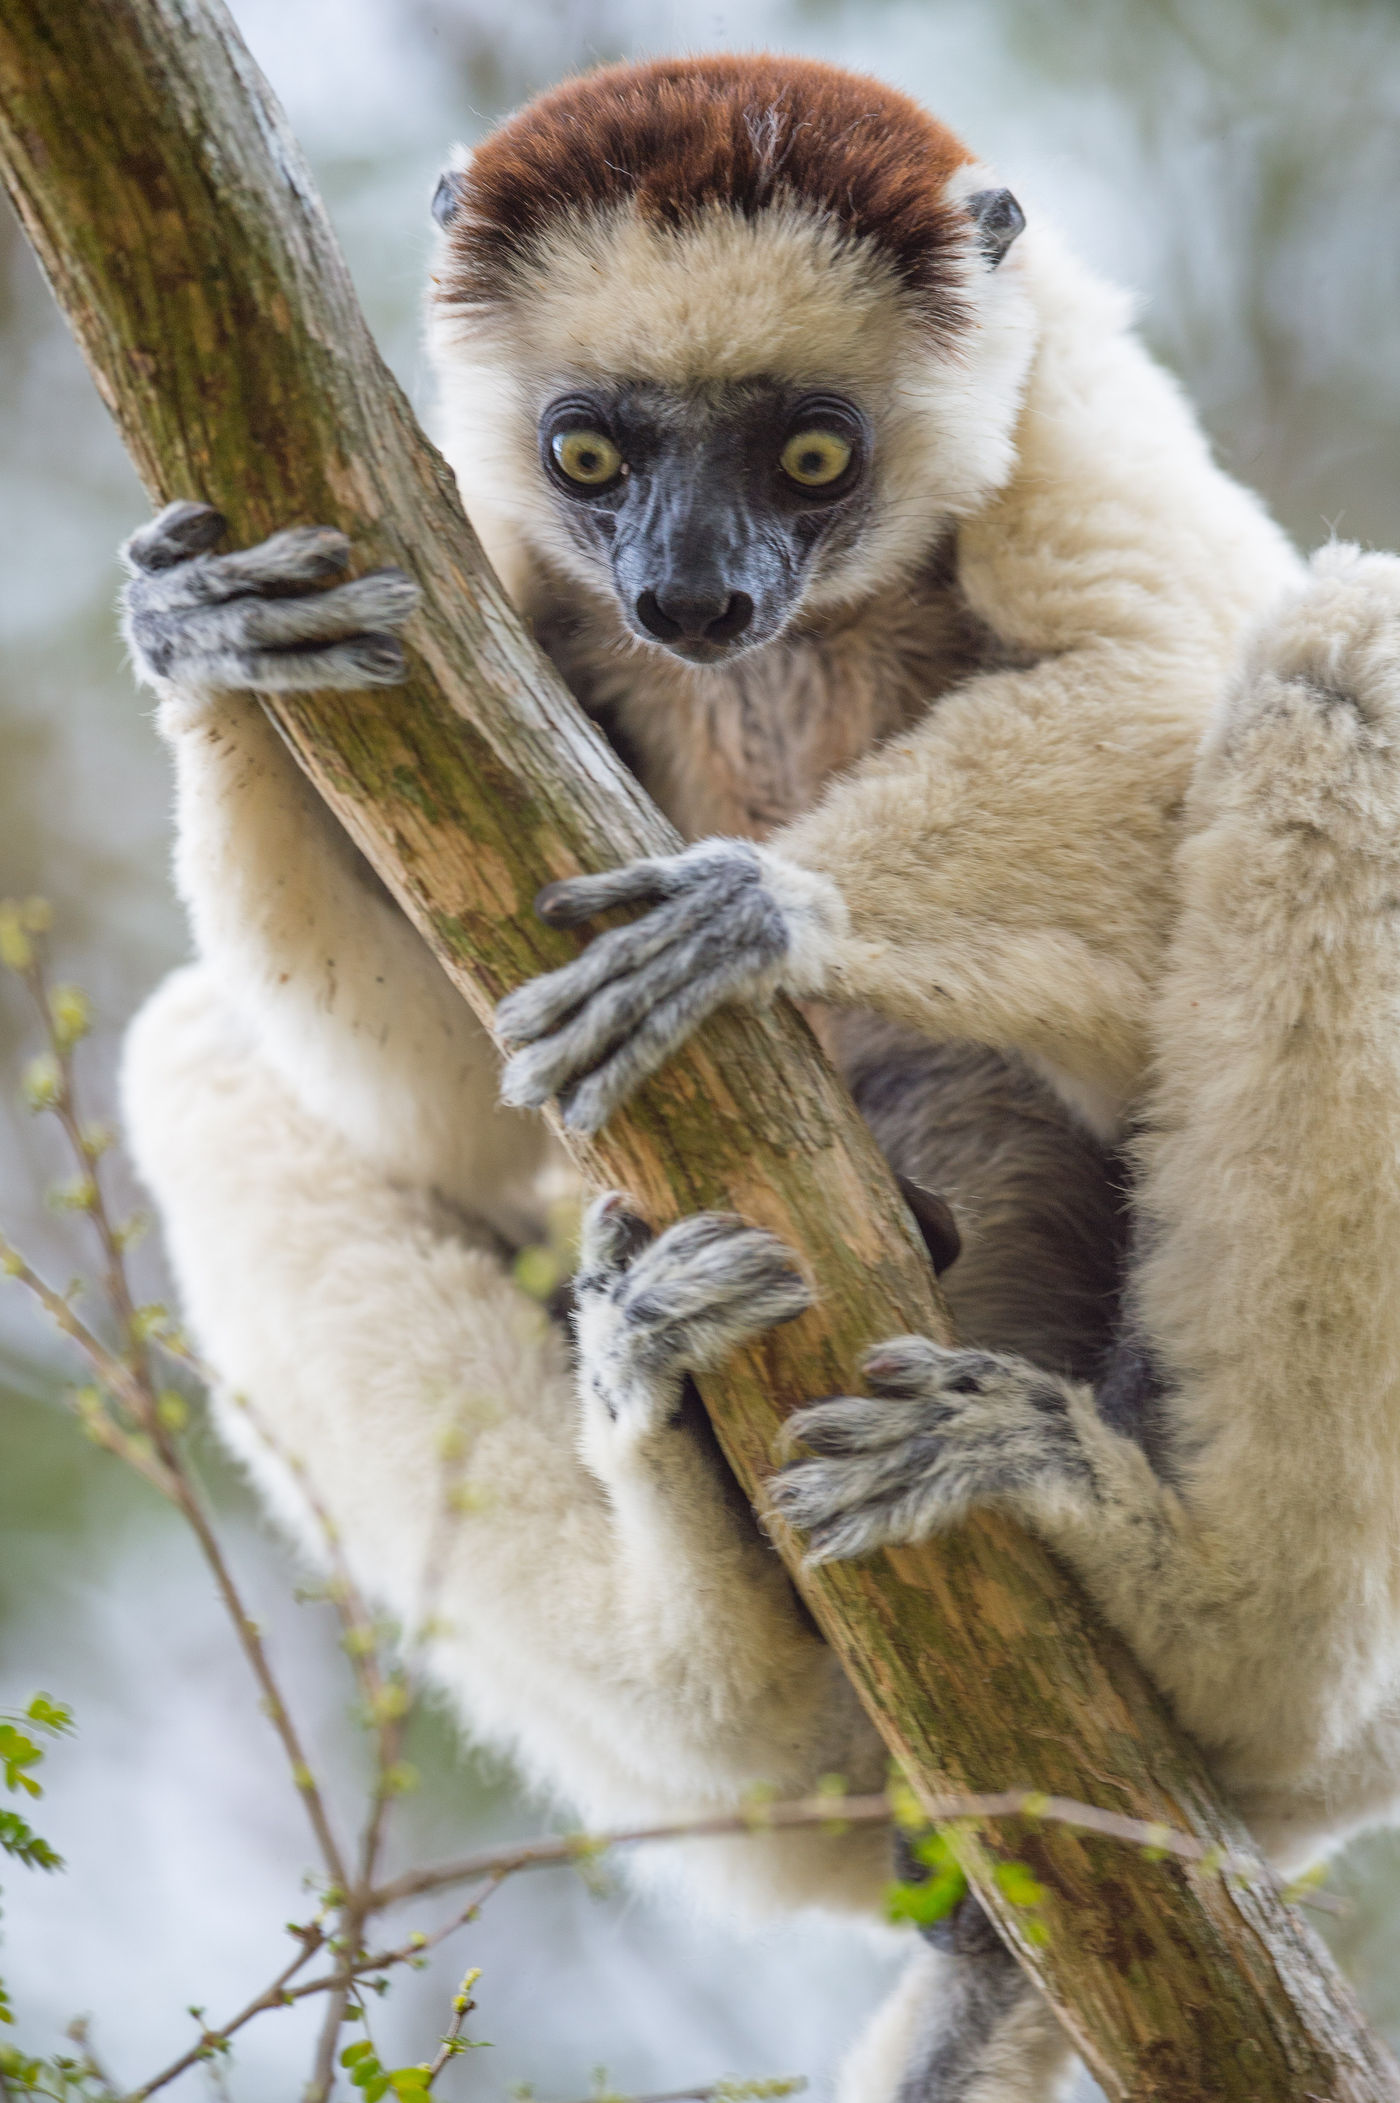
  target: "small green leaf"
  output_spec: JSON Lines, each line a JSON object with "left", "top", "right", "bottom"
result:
{"left": 47, "top": 983, "right": 93, "bottom": 1051}
{"left": 0, "top": 901, "right": 33, "bottom": 973}
{"left": 993, "top": 1860, "right": 1048, "bottom": 1909}
{"left": 0, "top": 1808, "right": 63, "bottom": 1871}
{"left": 512, "top": 1243, "right": 561, "bottom": 1302}
{"left": 884, "top": 1866, "right": 968, "bottom": 1928}
{"left": 24, "top": 1697, "right": 73, "bottom": 1736}
{"left": 21, "top": 1052, "right": 62, "bottom": 1112}
{"left": 156, "top": 1389, "right": 190, "bottom": 1432}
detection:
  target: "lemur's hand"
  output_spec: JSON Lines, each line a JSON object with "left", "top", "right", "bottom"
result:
{"left": 770, "top": 1339, "right": 1093, "bottom": 1563}
{"left": 496, "top": 839, "right": 846, "bottom": 1132}
{"left": 574, "top": 1193, "right": 813, "bottom": 1457}
{"left": 121, "top": 500, "right": 420, "bottom": 696}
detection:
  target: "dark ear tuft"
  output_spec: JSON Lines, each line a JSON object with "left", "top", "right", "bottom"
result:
{"left": 432, "top": 170, "right": 463, "bottom": 230}
{"left": 965, "top": 187, "right": 1025, "bottom": 269}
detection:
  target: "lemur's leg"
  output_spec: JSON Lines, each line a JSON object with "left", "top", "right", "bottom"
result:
{"left": 121, "top": 968, "right": 888, "bottom": 1916}
{"left": 122, "top": 501, "right": 551, "bottom": 1231}
{"left": 773, "top": 548, "right": 1400, "bottom": 1800}
{"left": 837, "top": 1913, "right": 1074, "bottom": 2103}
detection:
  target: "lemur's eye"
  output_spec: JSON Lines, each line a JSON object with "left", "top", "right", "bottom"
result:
{"left": 553, "top": 430, "right": 625, "bottom": 488}
{"left": 780, "top": 429, "right": 853, "bottom": 488}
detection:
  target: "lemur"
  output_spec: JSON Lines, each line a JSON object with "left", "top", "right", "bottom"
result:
{"left": 113, "top": 50, "right": 1399, "bottom": 2103}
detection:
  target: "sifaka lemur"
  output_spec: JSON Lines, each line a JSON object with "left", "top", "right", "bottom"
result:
{"left": 115, "top": 51, "right": 1400, "bottom": 2103}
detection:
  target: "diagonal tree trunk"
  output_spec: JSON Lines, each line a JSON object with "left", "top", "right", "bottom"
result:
{"left": 0, "top": 3, "right": 1394, "bottom": 2094}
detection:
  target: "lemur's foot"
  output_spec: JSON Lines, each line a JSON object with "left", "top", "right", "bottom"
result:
{"left": 771, "top": 1338, "right": 1090, "bottom": 1563}
{"left": 574, "top": 1193, "right": 812, "bottom": 1448}
{"left": 121, "top": 500, "right": 420, "bottom": 696}
{"left": 495, "top": 841, "right": 844, "bottom": 1133}
{"left": 1207, "top": 546, "right": 1400, "bottom": 795}
{"left": 1276, "top": 545, "right": 1400, "bottom": 735}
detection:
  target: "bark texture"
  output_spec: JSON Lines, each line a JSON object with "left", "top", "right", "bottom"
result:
{"left": 1, "top": 3, "right": 1395, "bottom": 2094}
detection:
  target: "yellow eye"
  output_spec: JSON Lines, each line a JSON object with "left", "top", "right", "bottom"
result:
{"left": 552, "top": 429, "right": 624, "bottom": 487}
{"left": 780, "top": 428, "right": 853, "bottom": 488}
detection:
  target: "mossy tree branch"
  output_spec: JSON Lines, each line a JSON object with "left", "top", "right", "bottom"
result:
{"left": 0, "top": 3, "right": 1394, "bottom": 2094}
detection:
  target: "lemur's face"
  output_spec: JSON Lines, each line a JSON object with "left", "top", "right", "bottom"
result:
{"left": 537, "top": 378, "right": 872, "bottom": 663}
{"left": 428, "top": 57, "right": 1039, "bottom": 657}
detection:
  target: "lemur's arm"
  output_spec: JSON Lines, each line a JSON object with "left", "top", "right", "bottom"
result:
{"left": 496, "top": 636, "right": 1199, "bottom": 1136}
{"left": 122, "top": 501, "right": 553, "bottom": 1233}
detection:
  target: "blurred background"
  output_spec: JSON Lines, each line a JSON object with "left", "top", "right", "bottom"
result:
{"left": 3, "top": 0, "right": 1400, "bottom": 2092}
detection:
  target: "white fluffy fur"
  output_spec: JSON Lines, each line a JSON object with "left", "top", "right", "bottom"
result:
{"left": 119, "top": 124, "right": 1398, "bottom": 2101}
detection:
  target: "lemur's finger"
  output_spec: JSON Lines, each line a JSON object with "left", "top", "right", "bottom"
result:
{"left": 770, "top": 1454, "right": 934, "bottom": 1562}
{"left": 535, "top": 859, "right": 686, "bottom": 929}
{"left": 555, "top": 965, "right": 752, "bottom": 1133}
{"left": 501, "top": 959, "right": 683, "bottom": 1109}
{"left": 500, "top": 915, "right": 739, "bottom": 1107}
{"left": 575, "top": 1192, "right": 654, "bottom": 1285}
{"left": 536, "top": 841, "right": 769, "bottom": 930}
{"left": 497, "top": 879, "right": 749, "bottom": 1052}
{"left": 671, "top": 1251, "right": 813, "bottom": 1356}
{"left": 801, "top": 1505, "right": 918, "bottom": 1566}
{"left": 122, "top": 500, "right": 228, "bottom": 572}
{"left": 862, "top": 1343, "right": 1002, "bottom": 1400}
{"left": 778, "top": 1396, "right": 934, "bottom": 1459}
{"left": 623, "top": 1218, "right": 810, "bottom": 1340}
{"left": 165, "top": 635, "right": 408, "bottom": 696}
{"left": 150, "top": 571, "right": 420, "bottom": 657}
{"left": 205, "top": 528, "right": 355, "bottom": 597}
{"left": 133, "top": 527, "right": 353, "bottom": 613}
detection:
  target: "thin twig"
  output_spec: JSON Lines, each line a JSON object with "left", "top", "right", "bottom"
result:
{"left": 128, "top": 1929, "right": 325, "bottom": 2100}
{"left": 2, "top": 944, "right": 350, "bottom": 1895}
{"left": 424, "top": 1960, "right": 482, "bottom": 2084}
{"left": 0, "top": 1234, "right": 176, "bottom": 1498}
{"left": 140, "top": 1879, "right": 507, "bottom": 2086}
{"left": 307, "top": 1981, "right": 350, "bottom": 2103}
{"left": 229, "top": 1391, "right": 418, "bottom": 2095}
{"left": 371, "top": 1788, "right": 1263, "bottom": 1913}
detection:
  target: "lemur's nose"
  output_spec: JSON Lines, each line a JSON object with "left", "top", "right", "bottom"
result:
{"left": 636, "top": 587, "right": 754, "bottom": 646}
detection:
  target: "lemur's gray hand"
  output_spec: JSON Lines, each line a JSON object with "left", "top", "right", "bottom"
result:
{"left": 496, "top": 839, "right": 845, "bottom": 1133}
{"left": 575, "top": 1193, "right": 813, "bottom": 1447}
{"left": 121, "top": 500, "right": 420, "bottom": 695}
{"left": 770, "top": 1339, "right": 1091, "bottom": 1563}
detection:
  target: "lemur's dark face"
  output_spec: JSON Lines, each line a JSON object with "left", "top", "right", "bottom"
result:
{"left": 537, "top": 379, "right": 873, "bottom": 664}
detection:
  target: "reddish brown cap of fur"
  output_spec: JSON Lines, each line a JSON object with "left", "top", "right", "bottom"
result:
{"left": 442, "top": 55, "right": 974, "bottom": 332}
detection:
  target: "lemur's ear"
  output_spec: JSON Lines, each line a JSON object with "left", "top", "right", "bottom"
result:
{"left": 432, "top": 168, "right": 465, "bottom": 229}
{"left": 965, "top": 187, "right": 1025, "bottom": 268}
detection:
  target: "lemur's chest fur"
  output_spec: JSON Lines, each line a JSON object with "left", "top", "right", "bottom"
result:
{"left": 531, "top": 539, "right": 1010, "bottom": 844}
{"left": 531, "top": 542, "right": 1123, "bottom": 1384}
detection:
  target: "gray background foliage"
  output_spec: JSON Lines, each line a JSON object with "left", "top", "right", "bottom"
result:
{"left": 2, "top": 0, "right": 1399, "bottom": 2091}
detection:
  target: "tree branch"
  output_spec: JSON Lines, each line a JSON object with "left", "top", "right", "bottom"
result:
{"left": 0, "top": 2, "right": 1393, "bottom": 2094}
